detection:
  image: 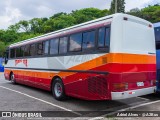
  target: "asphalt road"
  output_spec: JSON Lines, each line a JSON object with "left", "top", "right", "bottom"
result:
{"left": 0, "top": 72, "right": 160, "bottom": 120}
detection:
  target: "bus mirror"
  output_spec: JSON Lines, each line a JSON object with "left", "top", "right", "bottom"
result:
{"left": 3, "top": 51, "right": 8, "bottom": 64}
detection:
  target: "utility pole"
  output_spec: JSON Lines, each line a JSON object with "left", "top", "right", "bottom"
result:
{"left": 115, "top": 0, "right": 117, "bottom": 13}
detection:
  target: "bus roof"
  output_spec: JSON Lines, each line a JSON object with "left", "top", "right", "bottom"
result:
{"left": 9, "top": 13, "right": 152, "bottom": 48}
{"left": 154, "top": 22, "right": 160, "bottom": 27}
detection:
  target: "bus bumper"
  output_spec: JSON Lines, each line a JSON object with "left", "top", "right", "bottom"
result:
{"left": 111, "top": 86, "right": 156, "bottom": 100}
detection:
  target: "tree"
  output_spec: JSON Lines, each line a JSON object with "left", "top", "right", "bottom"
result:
{"left": 128, "top": 4, "right": 160, "bottom": 23}
{"left": 0, "top": 41, "right": 6, "bottom": 57}
{"left": 0, "top": 30, "right": 18, "bottom": 44}
{"left": 50, "top": 12, "right": 67, "bottom": 19}
{"left": 17, "top": 20, "right": 31, "bottom": 33}
{"left": 29, "top": 18, "right": 46, "bottom": 33}
{"left": 71, "top": 8, "right": 109, "bottom": 24}
{"left": 128, "top": 8, "right": 143, "bottom": 18}
{"left": 110, "top": 0, "right": 125, "bottom": 14}
{"left": 53, "top": 15, "right": 76, "bottom": 30}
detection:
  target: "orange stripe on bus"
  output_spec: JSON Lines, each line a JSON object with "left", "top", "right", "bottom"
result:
{"left": 58, "top": 53, "right": 156, "bottom": 77}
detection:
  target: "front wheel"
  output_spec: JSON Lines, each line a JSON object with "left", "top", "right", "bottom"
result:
{"left": 52, "top": 78, "right": 66, "bottom": 101}
{"left": 10, "top": 73, "right": 16, "bottom": 84}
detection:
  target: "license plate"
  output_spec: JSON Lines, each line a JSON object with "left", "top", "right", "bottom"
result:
{"left": 137, "top": 82, "right": 144, "bottom": 87}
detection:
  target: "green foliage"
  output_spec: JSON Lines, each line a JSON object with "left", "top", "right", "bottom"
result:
{"left": 128, "top": 4, "right": 160, "bottom": 23}
{"left": 71, "top": 8, "right": 109, "bottom": 24}
{"left": 0, "top": 41, "right": 6, "bottom": 57}
{"left": 0, "top": 30, "right": 18, "bottom": 44}
{"left": 14, "top": 33, "right": 42, "bottom": 43}
{"left": 29, "top": 18, "right": 46, "bottom": 33}
{"left": 110, "top": 0, "right": 125, "bottom": 14}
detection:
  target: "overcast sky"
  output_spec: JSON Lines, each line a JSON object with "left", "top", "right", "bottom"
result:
{"left": 0, "top": 0, "right": 159, "bottom": 30}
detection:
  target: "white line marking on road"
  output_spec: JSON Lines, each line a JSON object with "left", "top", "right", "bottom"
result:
{"left": 0, "top": 86, "right": 81, "bottom": 116}
{"left": 137, "top": 96, "right": 150, "bottom": 101}
{"left": 89, "top": 98, "right": 160, "bottom": 120}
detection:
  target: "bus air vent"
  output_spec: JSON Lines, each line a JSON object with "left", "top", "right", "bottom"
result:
{"left": 88, "top": 76, "right": 107, "bottom": 96}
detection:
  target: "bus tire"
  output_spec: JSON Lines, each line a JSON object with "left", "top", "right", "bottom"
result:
{"left": 52, "top": 78, "right": 66, "bottom": 101}
{"left": 10, "top": 72, "right": 16, "bottom": 84}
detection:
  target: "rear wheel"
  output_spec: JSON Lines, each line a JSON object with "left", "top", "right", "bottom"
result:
{"left": 10, "top": 73, "right": 16, "bottom": 84}
{"left": 52, "top": 78, "right": 66, "bottom": 100}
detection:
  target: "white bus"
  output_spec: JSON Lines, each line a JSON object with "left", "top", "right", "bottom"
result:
{"left": 4, "top": 13, "right": 156, "bottom": 100}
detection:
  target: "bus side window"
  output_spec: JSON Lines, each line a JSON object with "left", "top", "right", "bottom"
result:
{"left": 69, "top": 33, "right": 82, "bottom": 52}
{"left": 105, "top": 27, "right": 110, "bottom": 47}
{"left": 59, "top": 37, "right": 68, "bottom": 54}
{"left": 156, "top": 42, "right": 160, "bottom": 50}
{"left": 43, "top": 41, "right": 49, "bottom": 55}
{"left": 82, "top": 30, "right": 95, "bottom": 50}
{"left": 10, "top": 48, "right": 15, "bottom": 58}
{"left": 98, "top": 27, "right": 110, "bottom": 48}
{"left": 24, "top": 45, "right": 31, "bottom": 56}
{"left": 155, "top": 27, "right": 160, "bottom": 50}
{"left": 37, "top": 42, "right": 43, "bottom": 55}
{"left": 16, "top": 47, "right": 21, "bottom": 58}
{"left": 20, "top": 46, "right": 25, "bottom": 57}
{"left": 50, "top": 39, "right": 59, "bottom": 55}
{"left": 30, "top": 44, "right": 35, "bottom": 56}
{"left": 98, "top": 27, "right": 105, "bottom": 47}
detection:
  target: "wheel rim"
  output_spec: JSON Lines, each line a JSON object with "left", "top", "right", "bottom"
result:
{"left": 11, "top": 74, "right": 15, "bottom": 83}
{"left": 54, "top": 82, "right": 62, "bottom": 97}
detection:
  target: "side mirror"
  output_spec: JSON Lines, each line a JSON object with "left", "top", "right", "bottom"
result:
{"left": 3, "top": 51, "right": 8, "bottom": 65}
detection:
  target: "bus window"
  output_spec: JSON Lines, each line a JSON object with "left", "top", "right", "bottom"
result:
{"left": 16, "top": 47, "right": 21, "bottom": 58}
{"left": 24, "top": 45, "right": 31, "bottom": 56}
{"left": 69, "top": 33, "right": 82, "bottom": 52}
{"left": 105, "top": 27, "right": 110, "bottom": 47}
{"left": 82, "top": 30, "right": 95, "bottom": 50}
{"left": 43, "top": 41, "right": 49, "bottom": 55}
{"left": 59, "top": 37, "right": 68, "bottom": 54}
{"left": 30, "top": 44, "right": 35, "bottom": 56}
{"left": 155, "top": 27, "right": 160, "bottom": 42}
{"left": 37, "top": 42, "right": 43, "bottom": 55}
{"left": 98, "top": 27, "right": 110, "bottom": 48}
{"left": 20, "top": 46, "right": 25, "bottom": 57}
{"left": 50, "top": 39, "right": 59, "bottom": 55}
{"left": 98, "top": 28, "right": 105, "bottom": 47}
{"left": 10, "top": 48, "right": 15, "bottom": 58}
{"left": 16, "top": 46, "right": 25, "bottom": 58}
{"left": 155, "top": 27, "right": 160, "bottom": 49}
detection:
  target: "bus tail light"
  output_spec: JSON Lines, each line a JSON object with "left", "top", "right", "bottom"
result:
{"left": 151, "top": 80, "right": 156, "bottom": 86}
{"left": 113, "top": 83, "right": 128, "bottom": 90}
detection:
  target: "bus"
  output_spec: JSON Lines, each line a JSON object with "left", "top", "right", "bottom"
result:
{"left": 154, "top": 22, "right": 160, "bottom": 92}
{"left": 4, "top": 13, "right": 156, "bottom": 100}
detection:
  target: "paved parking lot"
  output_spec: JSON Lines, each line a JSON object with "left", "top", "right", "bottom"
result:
{"left": 1, "top": 72, "right": 160, "bottom": 119}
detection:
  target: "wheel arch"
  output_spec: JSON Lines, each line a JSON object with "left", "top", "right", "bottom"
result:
{"left": 50, "top": 75, "right": 64, "bottom": 92}
{"left": 9, "top": 71, "right": 13, "bottom": 80}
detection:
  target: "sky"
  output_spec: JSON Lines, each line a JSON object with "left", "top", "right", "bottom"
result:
{"left": 0, "top": 0, "right": 159, "bottom": 30}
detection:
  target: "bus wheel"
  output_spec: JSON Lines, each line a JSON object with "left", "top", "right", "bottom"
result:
{"left": 10, "top": 73, "right": 16, "bottom": 84}
{"left": 52, "top": 78, "right": 66, "bottom": 101}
